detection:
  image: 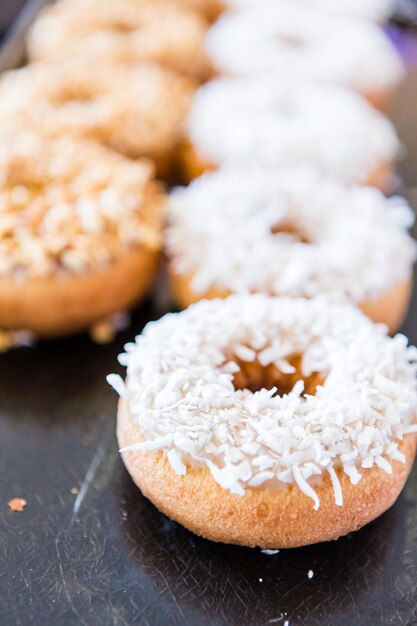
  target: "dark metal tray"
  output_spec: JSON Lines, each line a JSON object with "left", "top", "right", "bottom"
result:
{"left": 2, "top": 5, "right": 417, "bottom": 625}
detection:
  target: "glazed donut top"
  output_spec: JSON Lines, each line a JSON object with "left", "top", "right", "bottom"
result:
{"left": 27, "top": 0, "right": 211, "bottom": 80}
{"left": 0, "top": 132, "right": 165, "bottom": 279}
{"left": 167, "top": 167, "right": 416, "bottom": 302}
{"left": 0, "top": 60, "right": 193, "bottom": 160}
{"left": 109, "top": 295, "right": 417, "bottom": 508}
{"left": 225, "top": 0, "right": 395, "bottom": 22}
{"left": 206, "top": 6, "right": 403, "bottom": 95}
{"left": 186, "top": 77, "right": 400, "bottom": 183}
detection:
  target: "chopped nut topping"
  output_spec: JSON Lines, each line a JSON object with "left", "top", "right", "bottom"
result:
{"left": 0, "top": 60, "right": 194, "bottom": 161}
{"left": 0, "top": 132, "right": 165, "bottom": 278}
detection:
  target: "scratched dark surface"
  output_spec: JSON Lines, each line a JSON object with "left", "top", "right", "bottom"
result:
{"left": 2, "top": 13, "right": 417, "bottom": 626}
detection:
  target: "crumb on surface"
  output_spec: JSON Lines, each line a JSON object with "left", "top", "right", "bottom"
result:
{"left": 7, "top": 497, "right": 27, "bottom": 512}
{"left": 90, "top": 320, "right": 116, "bottom": 344}
{"left": 307, "top": 569, "right": 314, "bottom": 579}
{"left": 70, "top": 487, "right": 79, "bottom": 495}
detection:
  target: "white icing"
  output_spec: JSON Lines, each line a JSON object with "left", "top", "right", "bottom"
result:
{"left": 187, "top": 77, "right": 400, "bottom": 183}
{"left": 167, "top": 166, "right": 416, "bottom": 302}
{"left": 225, "top": 0, "right": 395, "bottom": 21}
{"left": 110, "top": 295, "right": 417, "bottom": 508}
{"left": 206, "top": 7, "right": 403, "bottom": 93}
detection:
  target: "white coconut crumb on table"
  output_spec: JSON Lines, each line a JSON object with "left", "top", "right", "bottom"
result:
{"left": 308, "top": 569, "right": 314, "bottom": 579}
{"left": 206, "top": 5, "right": 403, "bottom": 93}
{"left": 186, "top": 77, "right": 400, "bottom": 185}
{"left": 262, "top": 549, "right": 280, "bottom": 555}
{"left": 108, "top": 295, "right": 417, "bottom": 509}
{"left": 167, "top": 166, "right": 416, "bottom": 303}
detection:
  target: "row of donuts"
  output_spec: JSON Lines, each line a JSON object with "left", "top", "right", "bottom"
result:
{"left": 0, "top": 0, "right": 413, "bottom": 347}
{"left": 3, "top": 0, "right": 417, "bottom": 551}
{"left": 168, "top": 0, "right": 415, "bottom": 333}
{"left": 108, "top": 2, "right": 417, "bottom": 548}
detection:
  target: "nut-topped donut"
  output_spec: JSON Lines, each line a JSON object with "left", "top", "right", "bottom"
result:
{"left": 206, "top": 6, "right": 403, "bottom": 110}
{"left": 167, "top": 167, "right": 415, "bottom": 332}
{"left": 27, "top": 0, "right": 212, "bottom": 81}
{"left": 0, "top": 131, "right": 165, "bottom": 338}
{"left": 109, "top": 294, "right": 417, "bottom": 548}
{"left": 0, "top": 60, "right": 193, "bottom": 178}
{"left": 181, "top": 77, "right": 400, "bottom": 189}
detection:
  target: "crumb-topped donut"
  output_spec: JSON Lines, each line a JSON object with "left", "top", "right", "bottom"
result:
{"left": 27, "top": 0, "right": 212, "bottom": 81}
{"left": 109, "top": 295, "right": 417, "bottom": 548}
{"left": 167, "top": 167, "right": 415, "bottom": 332}
{"left": 0, "top": 60, "right": 193, "bottom": 178}
{"left": 206, "top": 6, "right": 403, "bottom": 110}
{"left": 0, "top": 132, "right": 165, "bottom": 338}
{"left": 181, "top": 77, "right": 400, "bottom": 188}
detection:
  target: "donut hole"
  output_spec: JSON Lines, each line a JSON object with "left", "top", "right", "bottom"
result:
{"left": 110, "top": 20, "right": 134, "bottom": 34}
{"left": 270, "top": 221, "right": 310, "bottom": 244}
{"left": 53, "top": 85, "right": 98, "bottom": 106}
{"left": 232, "top": 353, "right": 324, "bottom": 397}
{"left": 277, "top": 32, "right": 306, "bottom": 49}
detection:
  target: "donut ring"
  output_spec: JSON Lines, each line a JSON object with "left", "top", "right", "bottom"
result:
{"left": 223, "top": 0, "right": 395, "bottom": 22}
{"left": 181, "top": 78, "right": 400, "bottom": 189}
{"left": 109, "top": 295, "right": 417, "bottom": 548}
{"left": 0, "top": 60, "right": 193, "bottom": 178}
{"left": 206, "top": 6, "right": 404, "bottom": 109}
{"left": 27, "top": 0, "right": 213, "bottom": 81}
{"left": 167, "top": 167, "right": 416, "bottom": 333}
{"left": 0, "top": 132, "right": 165, "bottom": 337}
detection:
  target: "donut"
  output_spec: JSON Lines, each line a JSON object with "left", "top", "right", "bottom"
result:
{"left": 0, "top": 132, "right": 165, "bottom": 338}
{"left": 109, "top": 294, "right": 417, "bottom": 548}
{"left": 181, "top": 77, "right": 400, "bottom": 189}
{"left": 0, "top": 60, "right": 193, "bottom": 178}
{"left": 206, "top": 6, "right": 404, "bottom": 110}
{"left": 167, "top": 166, "right": 415, "bottom": 333}
{"left": 220, "top": 0, "right": 395, "bottom": 23}
{"left": 27, "top": 0, "right": 212, "bottom": 82}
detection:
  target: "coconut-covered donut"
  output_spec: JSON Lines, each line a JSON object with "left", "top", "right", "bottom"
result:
{"left": 0, "top": 131, "right": 165, "bottom": 338}
{"left": 221, "top": 0, "right": 395, "bottom": 23}
{"left": 0, "top": 60, "right": 193, "bottom": 178}
{"left": 167, "top": 167, "right": 415, "bottom": 332}
{"left": 206, "top": 6, "right": 403, "bottom": 110}
{"left": 27, "top": 0, "right": 212, "bottom": 81}
{"left": 109, "top": 295, "right": 417, "bottom": 548}
{"left": 181, "top": 77, "right": 400, "bottom": 188}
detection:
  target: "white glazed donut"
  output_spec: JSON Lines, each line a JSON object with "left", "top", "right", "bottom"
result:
{"left": 181, "top": 77, "right": 400, "bottom": 189}
{"left": 206, "top": 6, "right": 403, "bottom": 109}
{"left": 167, "top": 166, "right": 415, "bottom": 332}
{"left": 224, "top": 0, "right": 395, "bottom": 22}
{"left": 110, "top": 294, "right": 417, "bottom": 548}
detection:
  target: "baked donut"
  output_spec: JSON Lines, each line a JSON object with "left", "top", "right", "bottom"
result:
{"left": 109, "top": 294, "right": 417, "bottom": 548}
{"left": 167, "top": 167, "right": 415, "bottom": 333}
{"left": 222, "top": 0, "right": 395, "bottom": 23}
{"left": 181, "top": 77, "right": 400, "bottom": 189}
{"left": 206, "top": 6, "right": 404, "bottom": 110}
{"left": 0, "top": 132, "right": 165, "bottom": 338}
{"left": 27, "top": 0, "right": 212, "bottom": 82}
{"left": 0, "top": 60, "right": 193, "bottom": 178}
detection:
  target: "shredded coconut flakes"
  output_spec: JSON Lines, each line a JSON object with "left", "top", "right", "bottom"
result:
{"left": 167, "top": 166, "right": 415, "bottom": 303}
{"left": 109, "top": 295, "right": 417, "bottom": 508}
{"left": 186, "top": 77, "right": 400, "bottom": 184}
